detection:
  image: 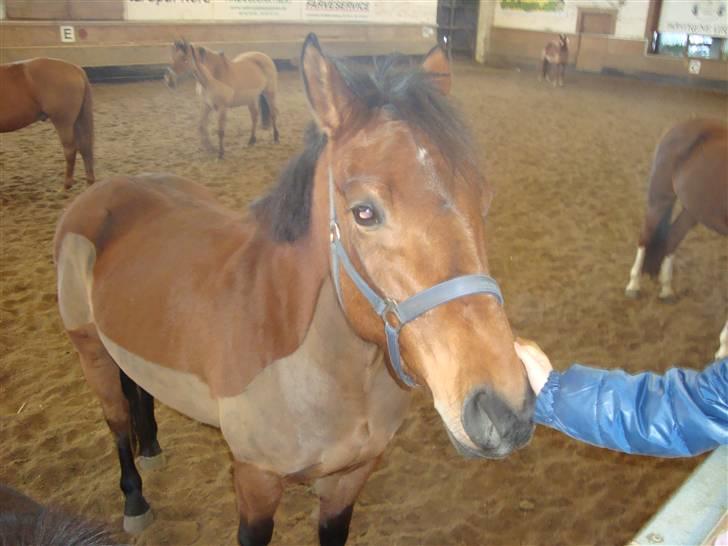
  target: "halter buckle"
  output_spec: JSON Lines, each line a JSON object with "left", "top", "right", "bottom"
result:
{"left": 382, "top": 298, "right": 402, "bottom": 333}
{"left": 329, "top": 221, "right": 341, "bottom": 242}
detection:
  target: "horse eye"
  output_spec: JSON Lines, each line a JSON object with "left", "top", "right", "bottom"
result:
{"left": 351, "top": 204, "right": 380, "bottom": 227}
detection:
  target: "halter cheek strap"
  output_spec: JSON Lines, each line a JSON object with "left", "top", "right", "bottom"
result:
{"left": 328, "top": 167, "right": 504, "bottom": 388}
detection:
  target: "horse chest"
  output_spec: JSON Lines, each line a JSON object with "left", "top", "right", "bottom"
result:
{"left": 218, "top": 282, "right": 411, "bottom": 477}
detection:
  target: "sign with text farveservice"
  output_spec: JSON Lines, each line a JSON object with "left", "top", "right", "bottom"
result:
{"left": 124, "top": 0, "right": 437, "bottom": 24}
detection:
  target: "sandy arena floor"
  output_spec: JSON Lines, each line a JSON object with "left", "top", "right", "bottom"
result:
{"left": 1, "top": 60, "right": 726, "bottom": 546}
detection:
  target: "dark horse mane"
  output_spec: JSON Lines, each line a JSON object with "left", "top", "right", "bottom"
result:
{"left": 252, "top": 53, "right": 478, "bottom": 243}
{"left": 0, "top": 484, "right": 115, "bottom": 546}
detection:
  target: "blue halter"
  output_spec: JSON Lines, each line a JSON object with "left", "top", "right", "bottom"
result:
{"left": 328, "top": 166, "right": 504, "bottom": 388}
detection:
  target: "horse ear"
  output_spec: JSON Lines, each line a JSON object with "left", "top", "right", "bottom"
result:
{"left": 300, "top": 33, "right": 358, "bottom": 138}
{"left": 422, "top": 45, "right": 451, "bottom": 96}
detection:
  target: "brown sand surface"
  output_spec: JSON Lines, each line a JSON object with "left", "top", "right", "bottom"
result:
{"left": 1, "top": 62, "right": 726, "bottom": 546}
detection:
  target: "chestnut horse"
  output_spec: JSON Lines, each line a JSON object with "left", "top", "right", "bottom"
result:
{"left": 624, "top": 118, "right": 728, "bottom": 359}
{"left": 540, "top": 34, "right": 569, "bottom": 87}
{"left": 164, "top": 40, "right": 280, "bottom": 158}
{"left": 55, "top": 35, "right": 534, "bottom": 545}
{"left": 0, "top": 58, "right": 95, "bottom": 189}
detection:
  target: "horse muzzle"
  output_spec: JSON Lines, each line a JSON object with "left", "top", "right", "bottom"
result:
{"left": 453, "top": 385, "right": 535, "bottom": 459}
{"left": 163, "top": 68, "right": 177, "bottom": 89}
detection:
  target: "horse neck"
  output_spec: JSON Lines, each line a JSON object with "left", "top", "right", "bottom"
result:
{"left": 202, "top": 50, "right": 227, "bottom": 80}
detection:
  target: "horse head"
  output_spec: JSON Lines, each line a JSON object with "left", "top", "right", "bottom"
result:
{"left": 558, "top": 33, "right": 569, "bottom": 49}
{"left": 165, "top": 39, "right": 193, "bottom": 89}
{"left": 301, "top": 34, "right": 534, "bottom": 459}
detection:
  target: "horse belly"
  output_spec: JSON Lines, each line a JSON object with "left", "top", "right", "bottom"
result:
{"left": 218, "top": 345, "right": 410, "bottom": 478}
{"left": 0, "top": 91, "right": 40, "bottom": 132}
{"left": 98, "top": 330, "right": 221, "bottom": 427}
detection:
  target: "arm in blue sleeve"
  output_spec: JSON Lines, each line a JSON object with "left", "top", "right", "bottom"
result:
{"left": 533, "top": 358, "right": 728, "bottom": 457}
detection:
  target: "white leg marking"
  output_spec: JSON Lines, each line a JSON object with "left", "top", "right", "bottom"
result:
{"left": 716, "top": 320, "right": 728, "bottom": 360}
{"left": 658, "top": 254, "right": 675, "bottom": 300}
{"left": 625, "top": 246, "right": 645, "bottom": 298}
{"left": 57, "top": 234, "right": 96, "bottom": 330}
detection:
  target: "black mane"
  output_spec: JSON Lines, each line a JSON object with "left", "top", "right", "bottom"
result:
{"left": 252, "top": 53, "right": 476, "bottom": 243}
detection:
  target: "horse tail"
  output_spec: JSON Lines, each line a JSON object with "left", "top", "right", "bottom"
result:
{"left": 74, "top": 73, "right": 95, "bottom": 182}
{"left": 259, "top": 93, "right": 271, "bottom": 130}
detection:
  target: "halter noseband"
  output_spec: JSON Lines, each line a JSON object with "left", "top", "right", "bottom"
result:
{"left": 328, "top": 166, "right": 504, "bottom": 388}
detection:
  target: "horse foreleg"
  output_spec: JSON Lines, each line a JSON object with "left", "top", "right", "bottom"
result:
{"left": 625, "top": 246, "right": 645, "bottom": 298}
{"left": 558, "top": 63, "right": 565, "bottom": 87}
{"left": 233, "top": 461, "right": 283, "bottom": 546}
{"left": 658, "top": 209, "right": 698, "bottom": 301}
{"left": 199, "top": 103, "right": 214, "bottom": 152}
{"left": 540, "top": 59, "right": 548, "bottom": 82}
{"left": 716, "top": 320, "right": 728, "bottom": 360}
{"left": 54, "top": 120, "right": 77, "bottom": 190}
{"left": 67, "top": 324, "right": 153, "bottom": 534}
{"left": 217, "top": 107, "right": 228, "bottom": 159}
{"left": 315, "top": 457, "right": 379, "bottom": 546}
{"left": 248, "top": 103, "right": 259, "bottom": 147}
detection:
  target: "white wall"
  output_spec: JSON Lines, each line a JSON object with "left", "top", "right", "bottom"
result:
{"left": 0, "top": 0, "right": 5, "bottom": 20}
{"left": 494, "top": 0, "right": 650, "bottom": 39}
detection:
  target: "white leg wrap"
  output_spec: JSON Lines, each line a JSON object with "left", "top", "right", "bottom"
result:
{"left": 625, "top": 247, "right": 645, "bottom": 297}
{"left": 658, "top": 254, "right": 675, "bottom": 300}
{"left": 716, "top": 320, "right": 728, "bottom": 360}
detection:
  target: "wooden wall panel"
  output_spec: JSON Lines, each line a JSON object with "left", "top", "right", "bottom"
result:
{"left": 6, "top": 1, "right": 69, "bottom": 20}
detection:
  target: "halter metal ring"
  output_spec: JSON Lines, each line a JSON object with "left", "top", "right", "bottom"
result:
{"left": 382, "top": 298, "right": 402, "bottom": 333}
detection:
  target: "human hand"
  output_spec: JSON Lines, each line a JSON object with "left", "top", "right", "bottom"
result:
{"left": 514, "top": 338, "right": 553, "bottom": 395}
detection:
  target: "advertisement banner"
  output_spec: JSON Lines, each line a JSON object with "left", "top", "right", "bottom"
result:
{"left": 499, "top": 0, "right": 565, "bottom": 12}
{"left": 658, "top": 0, "right": 728, "bottom": 38}
{"left": 124, "top": 0, "right": 437, "bottom": 24}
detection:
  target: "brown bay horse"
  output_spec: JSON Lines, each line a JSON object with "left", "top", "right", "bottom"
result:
{"left": 624, "top": 118, "right": 728, "bottom": 359}
{"left": 0, "top": 58, "right": 95, "bottom": 189}
{"left": 540, "top": 34, "right": 569, "bottom": 87}
{"left": 164, "top": 40, "right": 280, "bottom": 158}
{"left": 55, "top": 34, "right": 534, "bottom": 545}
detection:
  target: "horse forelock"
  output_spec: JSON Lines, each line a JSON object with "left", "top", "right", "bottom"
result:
{"left": 336, "top": 55, "right": 477, "bottom": 177}
{"left": 174, "top": 39, "right": 188, "bottom": 53}
{"left": 252, "top": 53, "right": 479, "bottom": 243}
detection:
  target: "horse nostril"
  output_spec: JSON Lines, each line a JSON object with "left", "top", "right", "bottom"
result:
{"left": 462, "top": 389, "right": 499, "bottom": 449}
{"left": 461, "top": 387, "right": 534, "bottom": 453}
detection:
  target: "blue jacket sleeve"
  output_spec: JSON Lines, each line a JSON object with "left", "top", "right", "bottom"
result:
{"left": 533, "top": 358, "right": 728, "bottom": 457}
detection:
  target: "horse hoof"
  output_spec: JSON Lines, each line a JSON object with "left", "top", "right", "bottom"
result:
{"left": 659, "top": 294, "right": 677, "bottom": 304}
{"left": 624, "top": 288, "right": 640, "bottom": 300}
{"left": 137, "top": 453, "right": 165, "bottom": 471}
{"left": 248, "top": 138, "right": 257, "bottom": 147}
{"left": 123, "top": 508, "right": 153, "bottom": 534}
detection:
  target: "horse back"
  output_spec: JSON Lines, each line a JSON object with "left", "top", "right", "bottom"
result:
{"left": 55, "top": 174, "right": 323, "bottom": 399}
{"left": 670, "top": 120, "right": 728, "bottom": 233}
{"left": 25, "top": 58, "right": 87, "bottom": 121}
{"left": 231, "top": 51, "right": 278, "bottom": 92}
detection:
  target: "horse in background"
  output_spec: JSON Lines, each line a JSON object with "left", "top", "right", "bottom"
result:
{"left": 540, "top": 34, "right": 569, "bottom": 87}
{"left": 55, "top": 34, "right": 533, "bottom": 544}
{"left": 164, "top": 39, "right": 280, "bottom": 159}
{"left": 624, "top": 118, "right": 728, "bottom": 359}
{"left": 0, "top": 58, "right": 95, "bottom": 189}
{"left": 0, "top": 483, "right": 116, "bottom": 546}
